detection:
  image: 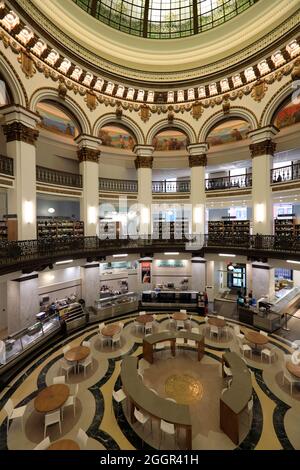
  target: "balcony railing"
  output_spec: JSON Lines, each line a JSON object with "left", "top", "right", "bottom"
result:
{"left": 205, "top": 173, "right": 252, "bottom": 191}
{"left": 99, "top": 177, "right": 138, "bottom": 192}
{"left": 1, "top": 234, "right": 300, "bottom": 276}
{"left": 271, "top": 163, "right": 300, "bottom": 184}
{"left": 0, "top": 155, "right": 13, "bottom": 176}
{"left": 152, "top": 180, "right": 190, "bottom": 193}
{"left": 36, "top": 166, "right": 82, "bottom": 188}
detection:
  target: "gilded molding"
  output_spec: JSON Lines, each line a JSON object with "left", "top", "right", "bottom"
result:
{"left": 3, "top": 122, "right": 39, "bottom": 145}
{"left": 249, "top": 139, "right": 276, "bottom": 157}
{"left": 135, "top": 156, "right": 153, "bottom": 169}
{"left": 77, "top": 147, "right": 100, "bottom": 163}
{"left": 189, "top": 154, "right": 207, "bottom": 167}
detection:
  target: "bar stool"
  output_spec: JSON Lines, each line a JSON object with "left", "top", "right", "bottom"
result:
{"left": 112, "top": 389, "right": 127, "bottom": 417}
{"left": 134, "top": 408, "right": 151, "bottom": 446}
{"left": 159, "top": 419, "right": 177, "bottom": 449}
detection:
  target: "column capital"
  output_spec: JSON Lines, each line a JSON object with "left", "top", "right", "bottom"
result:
{"left": 248, "top": 125, "right": 279, "bottom": 144}
{"left": 77, "top": 147, "right": 100, "bottom": 163}
{"left": 2, "top": 105, "right": 40, "bottom": 145}
{"left": 75, "top": 134, "right": 101, "bottom": 163}
{"left": 189, "top": 154, "right": 207, "bottom": 167}
{"left": 135, "top": 155, "right": 153, "bottom": 169}
{"left": 133, "top": 145, "right": 154, "bottom": 158}
{"left": 249, "top": 139, "right": 277, "bottom": 158}
{"left": 187, "top": 143, "right": 209, "bottom": 155}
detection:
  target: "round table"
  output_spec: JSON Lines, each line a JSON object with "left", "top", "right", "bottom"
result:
{"left": 136, "top": 314, "right": 154, "bottom": 324}
{"left": 245, "top": 331, "right": 269, "bottom": 350}
{"left": 64, "top": 346, "right": 90, "bottom": 363}
{"left": 34, "top": 384, "right": 69, "bottom": 413}
{"left": 172, "top": 312, "right": 188, "bottom": 321}
{"left": 208, "top": 317, "right": 226, "bottom": 328}
{"left": 286, "top": 361, "right": 300, "bottom": 378}
{"left": 101, "top": 324, "right": 121, "bottom": 337}
{"left": 47, "top": 439, "right": 80, "bottom": 450}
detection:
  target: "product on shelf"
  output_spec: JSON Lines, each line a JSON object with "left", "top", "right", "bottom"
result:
{"left": 152, "top": 220, "right": 190, "bottom": 239}
{"left": 37, "top": 216, "right": 84, "bottom": 239}
{"left": 208, "top": 220, "right": 250, "bottom": 245}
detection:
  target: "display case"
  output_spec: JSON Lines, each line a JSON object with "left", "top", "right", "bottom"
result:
{"left": 141, "top": 290, "right": 198, "bottom": 310}
{"left": 94, "top": 292, "right": 138, "bottom": 320}
{"left": 0, "top": 313, "right": 61, "bottom": 368}
{"left": 58, "top": 302, "right": 87, "bottom": 333}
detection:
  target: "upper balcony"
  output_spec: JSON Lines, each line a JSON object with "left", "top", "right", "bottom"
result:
{"left": 0, "top": 155, "right": 13, "bottom": 176}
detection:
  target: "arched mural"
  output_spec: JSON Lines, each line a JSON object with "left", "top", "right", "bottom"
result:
{"left": 273, "top": 97, "right": 300, "bottom": 129}
{"left": 207, "top": 118, "right": 251, "bottom": 146}
{"left": 99, "top": 125, "right": 136, "bottom": 150}
{"left": 152, "top": 129, "right": 189, "bottom": 151}
{"left": 36, "top": 101, "right": 79, "bottom": 138}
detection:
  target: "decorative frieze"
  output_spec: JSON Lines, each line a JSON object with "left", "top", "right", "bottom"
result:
{"left": 77, "top": 147, "right": 100, "bottom": 163}
{"left": 2, "top": 122, "right": 39, "bottom": 145}
{"left": 189, "top": 154, "right": 207, "bottom": 167}
{"left": 135, "top": 156, "right": 153, "bottom": 169}
{"left": 249, "top": 139, "right": 277, "bottom": 157}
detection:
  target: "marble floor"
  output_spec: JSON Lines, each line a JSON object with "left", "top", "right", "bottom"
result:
{"left": 0, "top": 313, "right": 299, "bottom": 451}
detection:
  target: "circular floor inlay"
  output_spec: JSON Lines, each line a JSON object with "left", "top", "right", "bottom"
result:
{"left": 165, "top": 374, "right": 203, "bottom": 404}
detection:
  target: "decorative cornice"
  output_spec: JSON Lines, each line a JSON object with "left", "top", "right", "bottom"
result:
{"left": 249, "top": 139, "right": 277, "bottom": 157}
{"left": 77, "top": 147, "right": 100, "bottom": 163}
{"left": 189, "top": 154, "right": 207, "bottom": 167}
{"left": 135, "top": 156, "right": 153, "bottom": 169}
{"left": 2, "top": 122, "right": 39, "bottom": 145}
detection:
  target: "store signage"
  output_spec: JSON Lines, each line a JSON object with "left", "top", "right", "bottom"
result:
{"left": 157, "top": 260, "right": 185, "bottom": 268}
{"left": 141, "top": 261, "right": 151, "bottom": 283}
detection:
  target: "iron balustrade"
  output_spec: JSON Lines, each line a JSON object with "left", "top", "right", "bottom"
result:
{"left": 1, "top": 234, "right": 300, "bottom": 275}
{"left": 271, "top": 163, "right": 300, "bottom": 184}
{"left": 0, "top": 155, "right": 13, "bottom": 176}
{"left": 99, "top": 178, "right": 138, "bottom": 192}
{"left": 152, "top": 180, "right": 190, "bottom": 193}
{"left": 205, "top": 173, "right": 252, "bottom": 191}
{"left": 36, "top": 166, "right": 82, "bottom": 188}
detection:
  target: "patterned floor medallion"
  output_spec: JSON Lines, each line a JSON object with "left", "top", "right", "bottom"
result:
{"left": 165, "top": 374, "right": 204, "bottom": 404}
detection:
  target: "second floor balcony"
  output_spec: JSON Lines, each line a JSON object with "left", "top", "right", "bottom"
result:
{"left": 0, "top": 155, "right": 13, "bottom": 176}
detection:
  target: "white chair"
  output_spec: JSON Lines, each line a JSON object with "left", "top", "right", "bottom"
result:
{"left": 176, "top": 320, "right": 185, "bottom": 330}
{"left": 191, "top": 327, "right": 199, "bottom": 334}
{"left": 34, "top": 437, "right": 50, "bottom": 450}
{"left": 168, "top": 313, "right": 175, "bottom": 328}
{"left": 98, "top": 332, "right": 109, "bottom": 348}
{"left": 134, "top": 320, "right": 143, "bottom": 334}
{"left": 119, "top": 322, "right": 124, "bottom": 330}
{"left": 260, "top": 330, "right": 268, "bottom": 337}
{"left": 62, "top": 345, "right": 70, "bottom": 355}
{"left": 134, "top": 408, "right": 150, "bottom": 432}
{"left": 82, "top": 340, "right": 90, "bottom": 348}
{"left": 79, "top": 355, "right": 93, "bottom": 376}
{"left": 112, "top": 388, "right": 127, "bottom": 416}
{"left": 139, "top": 311, "right": 146, "bottom": 316}
{"left": 217, "top": 315, "right": 225, "bottom": 320}
{"left": 112, "top": 332, "right": 122, "bottom": 348}
{"left": 224, "top": 364, "right": 233, "bottom": 379}
{"left": 180, "top": 310, "right": 187, "bottom": 314}
{"left": 62, "top": 384, "right": 79, "bottom": 420}
{"left": 76, "top": 428, "right": 89, "bottom": 449}
{"left": 233, "top": 325, "right": 244, "bottom": 340}
{"left": 176, "top": 337, "right": 185, "bottom": 347}
{"left": 145, "top": 322, "right": 153, "bottom": 334}
{"left": 210, "top": 325, "right": 220, "bottom": 340}
{"left": 4, "top": 399, "right": 26, "bottom": 434}
{"left": 185, "top": 313, "right": 193, "bottom": 328}
{"left": 60, "top": 358, "right": 74, "bottom": 380}
{"left": 52, "top": 375, "right": 65, "bottom": 385}
{"left": 187, "top": 339, "right": 196, "bottom": 347}
{"left": 159, "top": 419, "right": 176, "bottom": 449}
{"left": 261, "top": 347, "right": 276, "bottom": 363}
{"left": 282, "top": 369, "right": 300, "bottom": 395}
{"left": 98, "top": 323, "right": 105, "bottom": 333}
{"left": 44, "top": 410, "right": 62, "bottom": 438}
{"left": 238, "top": 338, "right": 252, "bottom": 358}
{"left": 152, "top": 315, "right": 157, "bottom": 321}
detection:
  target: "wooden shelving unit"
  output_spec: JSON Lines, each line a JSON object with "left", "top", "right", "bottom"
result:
{"left": 208, "top": 220, "right": 250, "bottom": 237}
{"left": 99, "top": 220, "right": 121, "bottom": 239}
{"left": 0, "top": 220, "right": 8, "bottom": 240}
{"left": 274, "top": 217, "right": 300, "bottom": 239}
{"left": 37, "top": 217, "right": 84, "bottom": 239}
{"left": 0, "top": 217, "right": 18, "bottom": 241}
{"left": 152, "top": 220, "right": 190, "bottom": 239}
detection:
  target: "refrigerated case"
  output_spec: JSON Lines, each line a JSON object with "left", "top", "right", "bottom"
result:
{"left": 94, "top": 292, "right": 138, "bottom": 320}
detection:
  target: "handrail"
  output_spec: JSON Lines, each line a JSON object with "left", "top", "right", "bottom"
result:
{"left": 99, "top": 177, "right": 138, "bottom": 192}
{"left": 271, "top": 162, "right": 300, "bottom": 184}
{"left": 1, "top": 234, "right": 300, "bottom": 276}
{"left": 205, "top": 173, "right": 252, "bottom": 191}
{"left": 152, "top": 179, "right": 190, "bottom": 193}
{"left": 0, "top": 154, "right": 13, "bottom": 176}
{"left": 36, "top": 166, "right": 82, "bottom": 188}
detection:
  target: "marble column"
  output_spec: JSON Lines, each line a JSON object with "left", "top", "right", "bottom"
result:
{"left": 7, "top": 274, "right": 39, "bottom": 334}
{"left": 75, "top": 135, "right": 101, "bottom": 237}
{"left": 252, "top": 262, "right": 275, "bottom": 301}
{"left": 2, "top": 105, "right": 40, "bottom": 240}
{"left": 191, "top": 257, "right": 206, "bottom": 291}
{"left": 134, "top": 145, "right": 154, "bottom": 237}
{"left": 249, "top": 126, "right": 278, "bottom": 235}
{"left": 81, "top": 263, "right": 100, "bottom": 308}
{"left": 187, "top": 143, "right": 208, "bottom": 235}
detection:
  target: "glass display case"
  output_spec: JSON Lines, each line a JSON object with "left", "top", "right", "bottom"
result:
{"left": 94, "top": 292, "right": 139, "bottom": 320}
{"left": 0, "top": 313, "right": 61, "bottom": 368}
{"left": 141, "top": 290, "right": 198, "bottom": 309}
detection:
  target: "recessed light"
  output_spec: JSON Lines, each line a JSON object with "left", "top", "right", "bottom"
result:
{"left": 55, "top": 259, "right": 74, "bottom": 265}
{"left": 164, "top": 252, "right": 179, "bottom": 255}
{"left": 113, "top": 254, "right": 128, "bottom": 258}
{"left": 287, "top": 260, "right": 300, "bottom": 264}
{"left": 219, "top": 254, "right": 236, "bottom": 257}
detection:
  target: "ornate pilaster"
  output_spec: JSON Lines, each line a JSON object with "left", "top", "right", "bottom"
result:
{"left": 77, "top": 147, "right": 100, "bottom": 163}
{"left": 135, "top": 155, "right": 153, "bottom": 169}
{"left": 249, "top": 139, "right": 276, "bottom": 158}
{"left": 187, "top": 143, "right": 208, "bottom": 234}
{"left": 3, "top": 122, "right": 39, "bottom": 145}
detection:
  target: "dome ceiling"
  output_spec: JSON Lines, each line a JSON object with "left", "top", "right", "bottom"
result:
{"left": 72, "top": 0, "right": 258, "bottom": 39}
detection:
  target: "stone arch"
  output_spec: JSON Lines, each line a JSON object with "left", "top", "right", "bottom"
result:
{"left": 29, "top": 88, "right": 91, "bottom": 135}
{"left": 146, "top": 118, "right": 197, "bottom": 146}
{"left": 199, "top": 107, "right": 258, "bottom": 142}
{"left": 260, "top": 81, "right": 295, "bottom": 127}
{"left": 93, "top": 113, "right": 145, "bottom": 144}
{"left": 0, "top": 52, "right": 27, "bottom": 107}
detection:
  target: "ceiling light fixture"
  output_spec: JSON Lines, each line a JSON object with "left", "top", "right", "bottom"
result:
{"left": 55, "top": 259, "right": 74, "bottom": 265}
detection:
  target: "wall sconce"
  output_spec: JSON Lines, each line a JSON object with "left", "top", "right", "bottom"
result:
{"left": 193, "top": 205, "right": 204, "bottom": 224}
{"left": 23, "top": 201, "right": 34, "bottom": 224}
{"left": 88, "top": 206, "right": 97, "bottom": 225}
{"left": 255, "top": 203, "right": 265, "bottom": 223}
